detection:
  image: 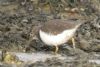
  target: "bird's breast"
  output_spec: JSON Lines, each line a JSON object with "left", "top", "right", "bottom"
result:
{"left": 39, "top": 28, "right": 76, "bottom": 46}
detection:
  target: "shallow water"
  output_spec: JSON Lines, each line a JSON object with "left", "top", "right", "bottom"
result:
{"left": 13, "top": 52, "right": 74, "bottom": 63}
{"left": 5, "top": 51, "right": 100, "bottom": 65}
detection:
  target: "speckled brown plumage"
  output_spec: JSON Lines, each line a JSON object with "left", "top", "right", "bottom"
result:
{"left": 41, "top": 19, "right": 82, "bottom": 35}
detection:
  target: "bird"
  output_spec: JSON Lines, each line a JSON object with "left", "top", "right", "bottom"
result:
{"left": 39, "top": 19, "right": 86, "bottom": 54}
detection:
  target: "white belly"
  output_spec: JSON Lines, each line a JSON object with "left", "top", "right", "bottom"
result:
{"left": 39, "top": 29, "right": 76, "bottom": 46}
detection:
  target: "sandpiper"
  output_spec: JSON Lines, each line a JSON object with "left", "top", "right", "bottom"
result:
{"left": 39, "top": 19, "right": 86, "bottom": 53}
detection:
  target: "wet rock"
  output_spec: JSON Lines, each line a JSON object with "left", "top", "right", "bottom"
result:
{"left": 76, "top": 17, "right": 100, "bottom": 52}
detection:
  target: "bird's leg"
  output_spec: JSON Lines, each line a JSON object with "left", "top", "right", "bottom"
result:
{"left": 72, "top": 37, "right": 76, "bottom": 49}
{"left": 55, "top": 45, "right": 59, "bottom": 54}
